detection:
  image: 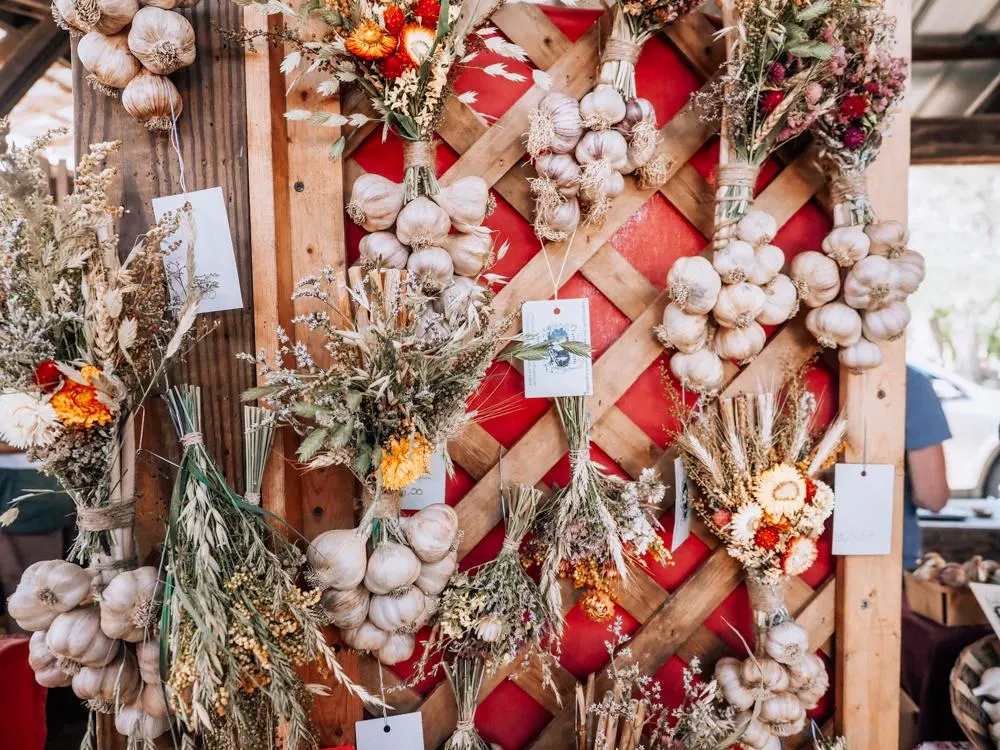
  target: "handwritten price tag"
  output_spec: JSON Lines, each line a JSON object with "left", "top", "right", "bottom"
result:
{"left": 832, "top": 463, "right": 895, "bottom": 556}
{"left": 400, "top": 448, "right": 447, "bottom": 510}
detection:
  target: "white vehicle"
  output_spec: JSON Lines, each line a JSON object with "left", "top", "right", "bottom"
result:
{"left": 910, "top": 362, "right": 1000, "bottom": 498}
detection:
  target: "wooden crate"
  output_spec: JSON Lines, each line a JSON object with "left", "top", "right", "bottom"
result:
{"left": 905, "top": 573, "right": 989, "bottom": 627}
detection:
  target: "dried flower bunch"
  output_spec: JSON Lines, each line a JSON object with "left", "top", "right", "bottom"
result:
{"left": 442, "top": 657, "right": 491, "bottom": 750}
{"left": 430, "top": 484, "right": 560, "bottom": 691}
{"left": 525, "top": 0, "right": 703, "bottom": 239}
{"left": 161, "top": 386, "right": 376, "bottom": 750}
{"left": 524, "top": 396, "right": 670, "bottom": 626}
{"left": 0, "top": 124, "right": 203, "bottom": 563}
{"left": 58, "top": 0, "right": 198, "bottom": 132}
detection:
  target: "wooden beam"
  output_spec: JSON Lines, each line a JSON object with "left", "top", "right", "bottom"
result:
{"left": 913, "top": 35, "right": 1000, "bottom": 62}
{"left": 911, "top": 115, "right": 1000, "bottom": 164}
{"left": 0, "top": 16, "right": 67, "bottom": 117}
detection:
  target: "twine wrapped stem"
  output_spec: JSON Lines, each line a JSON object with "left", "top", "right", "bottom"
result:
{"left": 713, "top": 160, "right": 760, "bottom": 250}
{"left": 830, "top": 170, "right": 872, "bottom": 228}
{"left": 596, "top": 5, "right": 645, "bottom": 99}
{"left": 746, "top": 576, "right": 791, "bottom": 653}
{"left": 402, "top": 138, "right": 439, "bottom": 203}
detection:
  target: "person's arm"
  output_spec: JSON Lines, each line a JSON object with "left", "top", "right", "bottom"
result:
{"left": 908, "top": 443, "right": 950, "bottom": 512}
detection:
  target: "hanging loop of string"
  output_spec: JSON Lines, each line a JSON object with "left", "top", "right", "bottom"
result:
{"left": 540, "top": 229, "right": 577, "bottom": 301}
{"left": 168, "top": 95, "right": 189, "bottom": 197}
{"left": 377, "top": 660, "right": 389, "bottom": 727}
{"left": 861, "top": 371, "right": 869, "bottom": 475}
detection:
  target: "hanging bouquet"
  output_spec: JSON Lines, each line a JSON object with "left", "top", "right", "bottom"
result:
{"left": 442, "top": 658, "right": 491, "bottom": 750}
{"left": 791, "top": 2, "right": 923, "bottom": 373}
{"left": 672, "top": 372, "right": 844, "bottom": 747}
{"left": 0, "top": 125, "right": 203, "bottom": 568}
{"left": 526, "top": 0, "right": 704, "bottom": 239}
{"left": 524, "top": 396, "right": 670, "bottom": 627}
{"left": 160, "top": 386, "right": 377, "bottom": 750}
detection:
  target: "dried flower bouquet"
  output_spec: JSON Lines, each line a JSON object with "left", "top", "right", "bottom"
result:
{"left": 0, "top": 124, "right": 203, "bottom": 569}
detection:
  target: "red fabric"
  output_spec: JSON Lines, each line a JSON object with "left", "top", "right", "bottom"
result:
{"left": 0, "top": 635, "right": 47, "bottom": 750}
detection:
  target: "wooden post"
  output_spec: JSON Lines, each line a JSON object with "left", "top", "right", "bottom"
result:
{"left": 834, "top": 0, "right": 911, "bottom": 744}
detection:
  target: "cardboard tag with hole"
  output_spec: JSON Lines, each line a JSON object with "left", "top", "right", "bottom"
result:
{"left": 400, "top": 447, "right": 447, "bottom": 510}
{"left": 832, "top": 463, "right": 895, "bottom": 556}
{"left": 521, "top": 298, "right": 593, "bottom": 398}
{"left": 356, "top": 712, "right": 424, "bottom": 750}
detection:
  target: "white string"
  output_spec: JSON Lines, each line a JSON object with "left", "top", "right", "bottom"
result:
{"left": 377, "top": 660, "right": 389, "bottom": 726}
{"left": 498, "top": 446, "right": 506, "bottom": 521}
{"left": 168, "top": 95, "right": 190, "bottom": 197}
{"left": 540, "top": 229, "right": 577, "bottom": 300}
{"left": 861, "top": 371, "right": 869, "bottom": 475}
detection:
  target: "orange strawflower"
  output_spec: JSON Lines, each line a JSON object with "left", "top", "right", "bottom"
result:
{"left": 753, "top": 525, "right": 781, "bottom": 551}
{"left": 345, "top": 21, "right": 398, "bottom": 61}
{"left": 580, "top": 589, "right": 616, "bottom": 622}
{"left": 50, "top": 365, "right": 114, "bottom": 429}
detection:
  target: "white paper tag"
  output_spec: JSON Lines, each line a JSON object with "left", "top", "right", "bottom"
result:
{"left": 671, "top": 457, "right": 691, "bottom": 552}
{"left": 152, "top": 186, "right": 243, "bottom": 313}
{"left": 521, "top": 298, "right": 593, "bottom": 398}
{"left": 400, "top": 448, "right": 447, "bottom": 510}
{"left": 356, "top": 712, "right": 424, "bottom": 750}
{"left": 969, "top": 583, "right": 1000, "bottom": 637}
{"left": 832, "top": 463, "right": 895, "bottom": 556}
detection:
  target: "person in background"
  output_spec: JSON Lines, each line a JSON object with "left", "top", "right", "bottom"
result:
{"left": 903, "top": 365, "right": 952, "bottom": 570}
{"left": 0, "top": 443, "right": 74, "bottom": 635}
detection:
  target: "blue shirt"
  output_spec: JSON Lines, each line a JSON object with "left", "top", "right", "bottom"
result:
{"left": 902, "top": 366, "right": 952, "bottom": 569}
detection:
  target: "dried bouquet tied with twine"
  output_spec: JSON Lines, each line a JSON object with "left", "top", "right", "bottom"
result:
{"left": 793, "top": 1, "right": 922, "bottom": 374}
{"left": 0, "top": 123, "right": 204, "bottom": 571}
{"left": 161, "top": 386, "right": 378, "bottom": 750}
{"left": 525, "top": 396, "right": 670, "bottom": 627}
{"left": 443, "top": 657, "right": 492, "bottom": 750}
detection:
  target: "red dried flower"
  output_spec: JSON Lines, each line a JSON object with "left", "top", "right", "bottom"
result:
{"left": 413, "top": 0, "right": 440, "bottom": 28}
{"left": 33, "top": 360, "right": 62, "bottom": 392}
{"left": 804, "top": 478, "right": 816, "bottom": 505}
{"left": 383, "top": 6, "right": 405, "bottom": 34}
{"left": 842, "top": 126, "right": 865, "bottom": 150}
{"left": 840, "top": 94, "right": 868, "bottom": 120}
{"left": 761, "top": 90, "right": 785, "bottom": 115}
{"left": 379, "top": 52, "right": 411, "bottom": 80}
{"left": 754, "top": 525, "right": 781, "bottom": 551}
{"left": 711, "top": 509, "right": 733, "bottom": 529}
{"left": 768, "top": 62, "right": 786, "bottom": 84}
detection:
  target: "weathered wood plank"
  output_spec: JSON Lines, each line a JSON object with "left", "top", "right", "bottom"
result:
{"left": 0, "top": 17, "right": 67, "bottom": 117}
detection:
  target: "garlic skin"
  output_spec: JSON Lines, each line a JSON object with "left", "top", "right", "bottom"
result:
{"left": 714, "top": 322, "right": 765, "bottom": 363}
{"left": 121, "top": 70, "right": 183, "bottom": 133}
{"left": 736, "top": 210, "right": 778, "bottom": 248}
{"left": 670, "top": 349, "right": 725, "bottom": 393}
{"left": 764, "top": 621, "right": 809, "bottom": 666}
{"left": 806, "top": 302, "right": 863, "bottom": 349}
{"left": 667, "top": 256, "right": 721, "bottom": 315}
{"left": 790, "top": 251, "right": 840, "bottom": 308}
{"left": 78, "top": 31, "right": 141, "bottom": 96}
{"left": 347, "top": 174, "right": 405, "bottom": 232}
{"left": 713, "top": 241, "right": 757, "bottom": 284}
{"left": 714, "top": 657, "right": 756, "bottom": 711}
{"left": 757, "top": 274, "right": 798, "bottom": 326}
{"left": 839, "top": 337, "right": 883, "bottom": 373}
{"left": 822, "top": 226, "right": 871, "bottom": 268}
{"left": 893, "top": 249, "right": 926, "bottom": 296}
{"left": 579, "top": 169, "right": 625, "bottom": 205}
{"left": 55, "top": 0, "right": 138, "bottom": 34}
{"left": 405, "top": 504, "right": 459, "bottom": 563}
{"left": 307, "top": 528, "right": 368, "bottom": 590}
{"left": 527, "top": 92, "right": 583, "bottom": 157}
{"left": 713, "top": 282, "right": 766, "bottom": 329}
{"left": 128, "top": 6, "right": 196, "bottom": 75}
{"left": 741, "top": 657, "right": 790, "bottom": 692}
{"left": 746, "top": 243, "right": 785, "bottom": 286}
{"left": 575, "top": 130, "right": 629, "bottom": 173}
{"left": 843, "top": 255, "right": 901, "bottom": 311}
{"left": 656, "top": 303, "right": 709, "bottom": 354}
{"left": 579, "top": 84, "right": 627, "bottom": 130}
{"left": 395, "top": 197, "right": 451, "bottom": 250}
{"left": 862, "top": 300, "right": 911, "bottom": 342}
{"left": 320, "top": 585, "right": 370, "bottom": 630}
{"left": 442, "top": 231, "right": 491, "bottom": 277}
{"left": 364, "top": 542, "right": 421, "bottom": 596}
{"left": 433, "top": 176, "right": 490, "bottom": 232}
{"left": 368, "top": 587, "right": 425, "bottom": 633}
{"left": 535, "top": 153, "right": 581, "bottom": 197}
{"left": 865, "top": 220, "right": 908, "bottom": 258}
{"left": 376, "top": 631, "right": 416, "bottom": 666}
{"left": 415, "top": 550, "right": 457, "bottom": 596}
{"left": 342, "top": 621, "right": 389, "bottom": 652}
{"left": 359, "top": 231, "right": 409, "bottom": 269}
{"left": 407, "top": 247, "right": 454, "bottom": 287}
{"left": 734, "top": 711, "right": 772, "bottom": 750}
{"left": 760, "top": 692, "right": 807, "bottom": 737}
{"left": 616, "top": 97, "right": 656, "bottom": 138}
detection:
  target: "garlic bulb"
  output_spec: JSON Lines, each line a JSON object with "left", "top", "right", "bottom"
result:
{"left": 822, "top": 226, "right": 871, "bottom": 268}
{"left": 839, "top": 337, "right": 883, "bottom": 373}
{"left": 656, "top": 303, "right": 709, "bottom": 354}
{"left": 142, "top": 0, "right": 200, "bottom": 7}
{"left": 764, "top": 621, "right": 809, "bottom": 666}
{"left": 347, "top": 174, "right": 405, "bottom": 232}
{"left": 806, "top": 302, "right": 863, "bottom": 349}
{"left": 115, "top": 701, "right": 170, "bottom": 741}
{"left": 714, "top": 657, "right": 756, "bottom": 711}
{"left": 72, "top": 652, "right": 141, "bottom": 713}
{"left": 321, "top": 585, "right": 370, "bottom": 630}
{"left": 136, "top": 639, "right": 160, "bottom": 684}
{"left": 713, "top": 282, "right": 766, "bottom": 329}
{"left": 99, "top": 565, "right": 161, "bottom": 642}
{"left": 527, "top": 92, "right": 583, "bottom": 157}
{"left": 741, "top": 657, "right": 790, "bottom": 693}
{"left": 364, "top": 541, "right": 421, "bottom": 595}
{"left": 893, "top": 249, "right": 926, "bottom": 296}
{"left": 368, "top": 587, "right": 425, "bottom": 633}
{"left": 862, "top": 300, "right": 911, "bottom": 343}
{"left": 579, "top": 169, "right": 625, "bottom": 204}
{"left": 757, "top": 274, "right": 798, "bottom": 326}
{"left": 46, "top": 606, "right": 119, "bottom": 674}
{"left": 713, "top": 241, "right": 757, "bottom": 284}
{"left": 736, "top": 209, "right": 778, "bottom": 248}
{"left": 794, "top": 656, "right": 830, "bottom": 709}
{"left": 865, "top": 220, "right": 908, "bottom": 259}
{"left": 579, "top": 84, "right": 627, "bottom": 129}
{"left": 138, "top": 683, "right": 169, "bottom": 719}
{"left": 670, "top": 349, "right": 724, "bottom": 393}
{"left": 667, "top": 256, "right": 721, "bottom": 315}
{"left": 78, "top": 31, "right": 141, "bottom": 96}
{"left": 535, "top": 197, "right": 580, "bottom": 240}
{"left": 407, "top": 247, "right": 454, "bottom": 286}
{"left": 121, "top": 70, "right": 183, "bottom": 133}
{"left": 28, "top": 631, "right": 72, "bottom": 688}
{"left": 734, "top": 712, "right": 772, "bottom": 750}
{"left": 760, "top": 692, "right": 807, "bottom": 736}
{"left": 54, "top": 0, "right": 138, "bottom": 34}
{"left": 415, "top": 550, "right": 457, "bottom": 596}
{"left": 435, "top": 276, "right": 487, "bottom": 321}
{"left": 128, "top": 6, "right": 196, "bottom": 75}
{"left": 395, "top": 197, "right": 451, "bottom": 249}
{"left": 575, "top": 130, "right": 629, "bottom": 173}
{"left": 342, "top": 621, "right": 389, "bottom": 652}
{"left": 843, "top": 255, "right": 900, "bottom": 311}
{"left": 747, "top": 244, "right": 785, "bottom": 286}
{"left": 377, "top": 632, "right": 416, "bottom": 666}
{"left": 434, "top": 176, "right": 490, "bottom": 232}
{"left": 7, "top": 559, "right": 93, "bottom": 632}
{"left": 308, "top": 528, "right": 368, "bottom": 590}
{"left": 359, "top": 231, "right": 409, "bottom": 269}
{"left": 442, "top": 231, "right": 491, "bottom": 278}
{"left": 790, "top": 251, "right": 841, "bottom": 308}
{"left": 616, "top": 97, "right": 656, "bottom": 138}
{"left": 405, "top": 503, "right": 459, "bottom": 563}
{"left": 715, "top": 322, "right": 765, "bottom": 363}
{"left": 787, "top": 652, "right": 825, "bottom": 692}
{"left": 535, "top": 153, "right": 581, "bottom": 197}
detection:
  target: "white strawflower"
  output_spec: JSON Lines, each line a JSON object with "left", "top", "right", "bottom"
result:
{"left": 730, "top": 504, "right": 763, "bottom": 546}
{"left": 0, "top": 392, "right": 60, "bottom": 449}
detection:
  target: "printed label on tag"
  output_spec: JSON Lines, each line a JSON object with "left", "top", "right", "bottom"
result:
{"left": 521, "top": 298, "right": 593, "bottom": 399}
{"left": 832, "top": 463, "right": 895, "bottom": 556}
{"left": 400, "top": 448, "right": 447, "bottom": 510}
{"left": 970, "top": 583, "right": 1000, "bottom": 638}
{"left": 356, "top": 712, "right": 424, "bottom": 750}
{"left": 671, "top": 457, "right": 691, "bottom": 552}
{"left": 152, "top": 186, "right": 243, "bottom": 313}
